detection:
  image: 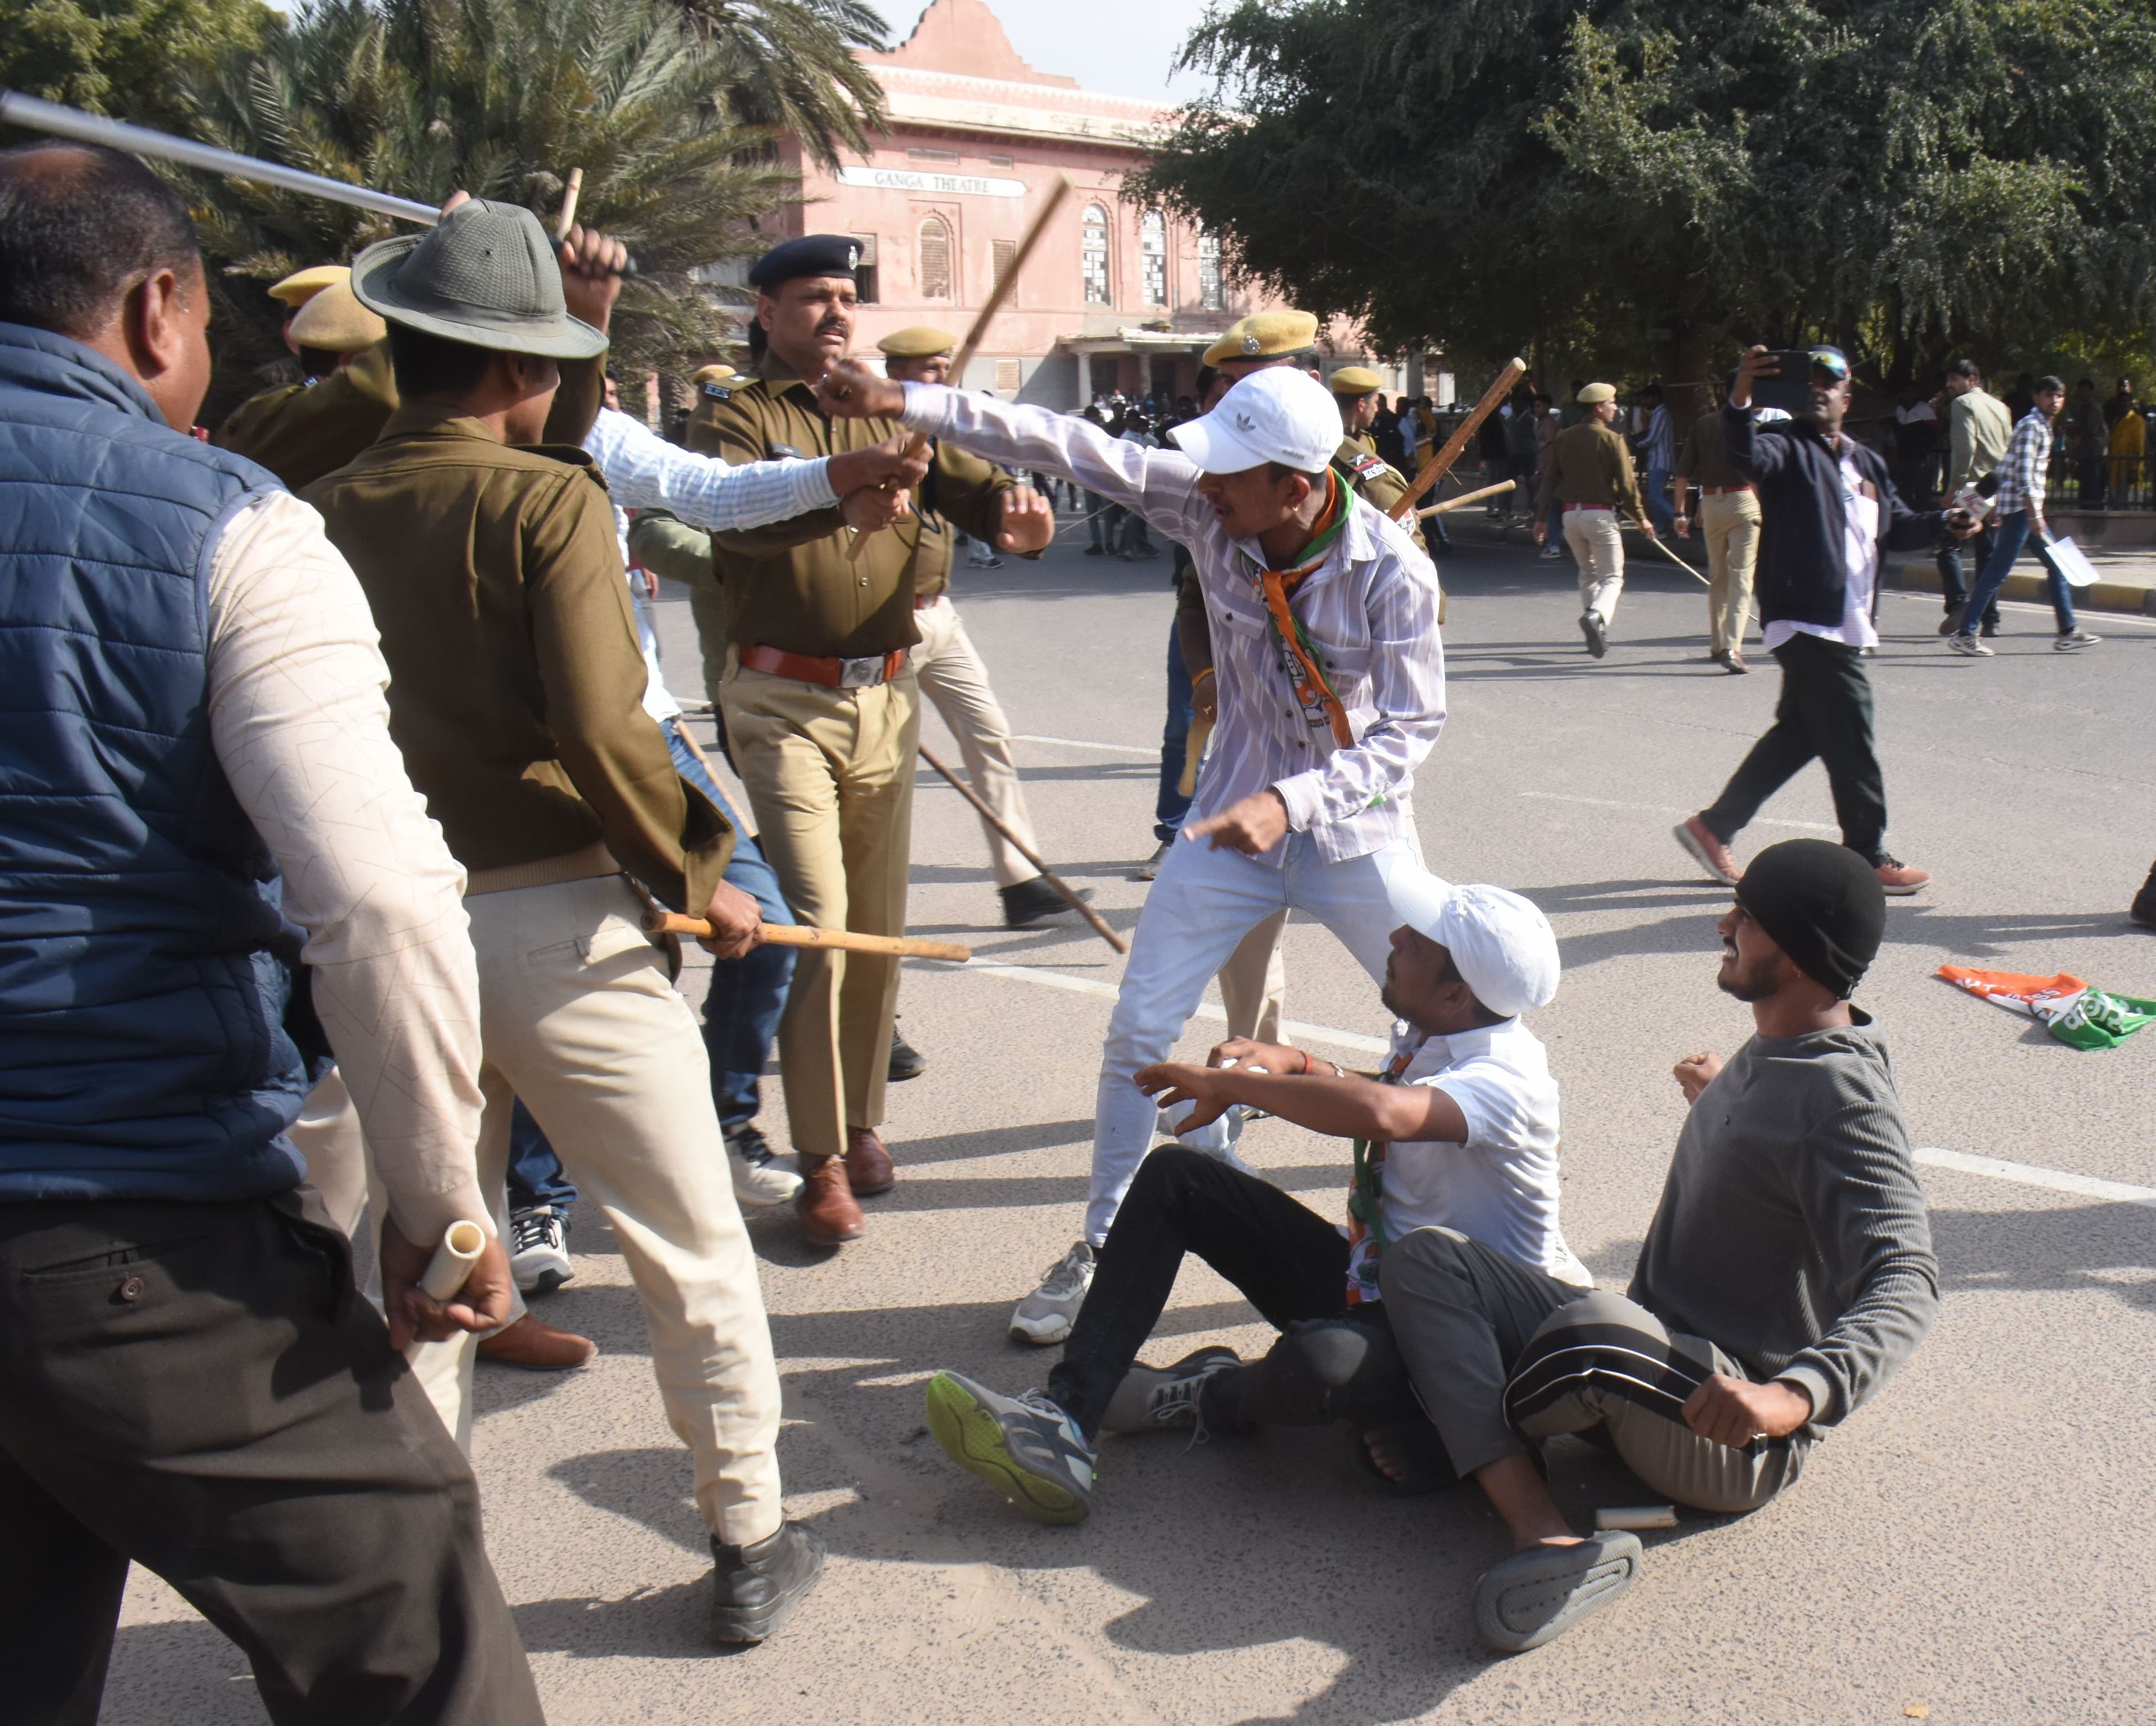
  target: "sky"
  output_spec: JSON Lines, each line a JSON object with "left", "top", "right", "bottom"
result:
{"left": 860, "top": 0, "right": 1219, "bottom": 106}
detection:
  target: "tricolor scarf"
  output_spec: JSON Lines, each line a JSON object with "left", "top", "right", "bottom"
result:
{"left": 1342, "top": 1035, "right": 1428, "bottom": 1306}
{"left": 1939, "top": 965, "right": 2156, "bottom": 1051}
{"left": 1243, "top": 472, "right": 1356, "bottom": 749}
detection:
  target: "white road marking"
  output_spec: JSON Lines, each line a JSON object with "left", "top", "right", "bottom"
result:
{"left": 1519, "top": 790, "right": 1837, "bottom": 832}
{"left": 1009, "top": 732, "right": 1160, "bottom": 756}
{"left": 940, "top": 958, "right": 1392, "bottom": 1054}
{"left": 1880, "top": 587, "right": 2156, "bottom": 631}
{"left": 1913, "top": 1146, "right": 2156, "bottom": 1209}
{"left": 936, "top": 961, "right": 2156, "bottom": 1206}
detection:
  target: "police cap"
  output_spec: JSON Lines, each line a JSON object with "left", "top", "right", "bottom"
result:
{"left": 1328, "top": 366, "right": 1385, "bottom": 396}
{"left": 747, "top": 235, "right": 862, "bottom": 291}
{"left": 268, "top": 264, "right": 348, "bottom": 308}
{"left": 691, "top": 363, "right": 738, "bottom": 386}
{"left": 1201, "top": 311, "right": 1321, "bottom": 369}
{"left": 878, "top": 325, "right": 957, "bottom": 359}
{"left": 1576, "top": 381, "right": 1617, "bottom": 405}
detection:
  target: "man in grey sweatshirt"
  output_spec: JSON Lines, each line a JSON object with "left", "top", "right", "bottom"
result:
{"left": 1379, "top": 838, "right": 1938, "bottom": 1654}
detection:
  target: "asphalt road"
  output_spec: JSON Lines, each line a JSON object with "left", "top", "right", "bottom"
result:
{"left": 111, "top": 513, "right": 2156, "bottom": 1725}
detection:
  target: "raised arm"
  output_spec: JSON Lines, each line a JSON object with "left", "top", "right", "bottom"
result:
{"left": 586, "top": 406, "right": 837, "bottom": 530}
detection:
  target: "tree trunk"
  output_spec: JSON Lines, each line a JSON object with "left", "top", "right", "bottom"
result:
{"left": 1661, "top": 321, "right": 1716, "bottom": 432}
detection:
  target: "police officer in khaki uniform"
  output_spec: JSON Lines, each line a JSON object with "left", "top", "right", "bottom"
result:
{"left": 1534, "top": 381, "right": 1659, "bottom": 657}
{"left": 690, "top": 235, "right": 1053, "bottom": 1244}
{"left": 876, "top": 323, "right": 1088, "bottom": 930}
{"left": 1326, "top": 363, "right": 1427, "bottom": 549}
{"left": 214, "top": 271, "right": 402, "bottom": 490}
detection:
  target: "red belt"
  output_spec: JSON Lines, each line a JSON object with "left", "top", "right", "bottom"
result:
{"left": 1699, "top": 484, "right": 1755, "bottom": 495}
{"left": 1564, "top": 503, "right": 1613, "bottom": 513}
{"left": 739, "top": 643, "right": 907, "bottom": 689}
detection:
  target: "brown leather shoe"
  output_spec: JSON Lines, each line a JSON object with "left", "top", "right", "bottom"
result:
{"left": 477, "top": 1313, "right": 597, "bottom": 1371}
{"left": 845, "top": 1126, "right": 895, "bottom": 1196}
{"left": 796, "top": 1156, "right": 865, "bottom": 1245}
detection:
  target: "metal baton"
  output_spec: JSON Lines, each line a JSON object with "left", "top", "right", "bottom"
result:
{"left": 1, "top": 89, "right": 442, "bottom": 226}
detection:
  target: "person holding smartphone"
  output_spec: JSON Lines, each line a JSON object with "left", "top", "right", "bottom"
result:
{"left": 1675, "top": 345, "right": 1978, "bottom": 897}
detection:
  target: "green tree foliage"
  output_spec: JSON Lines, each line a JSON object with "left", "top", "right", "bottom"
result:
{"left": 170, "top": 0, "right": 886, "bottom": 399}
{"left": 0, "top": 0, "right": 276, "bottom": 137}
{"left": 1139, "top": 0, "right": 2156, "bottom": 391}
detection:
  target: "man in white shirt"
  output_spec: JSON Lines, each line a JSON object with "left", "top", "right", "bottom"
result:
{"left": 901, "top": 873, "right": 1584, "bottom": 1524}
{"left": 812, "top": 360, "right": 1447, "bottom": 1350}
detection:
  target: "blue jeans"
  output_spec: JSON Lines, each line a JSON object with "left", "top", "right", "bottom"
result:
{"left": 504, "top": 718, "right": 798, "bottom": 1217}
{"left": 1644, "top": 463, "right": 1676, "bottom": 536}
{"left": 1963, "top": 509, "right": 2077, "bottom": 634}
{"left": 1155, "top": 620, "right": 1195, "bottom": 841}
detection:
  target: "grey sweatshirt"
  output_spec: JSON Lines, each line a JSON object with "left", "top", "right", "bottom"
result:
{"left": 1628, "top": 1018, "right": 1938, "bottom": 1427}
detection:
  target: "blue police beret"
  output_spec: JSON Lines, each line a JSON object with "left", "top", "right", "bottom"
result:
{"left": 747, "top": 235, "right": 862, "bottom": 290}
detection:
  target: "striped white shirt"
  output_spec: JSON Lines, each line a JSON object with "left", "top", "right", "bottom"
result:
{"left": 582, "top": 407, "right": 842, "bottom": 725}
{"left": 898, "top": 383, "right": 1446, "bottom": 866}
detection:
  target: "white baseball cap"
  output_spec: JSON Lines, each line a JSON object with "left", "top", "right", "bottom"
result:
{"left": 1169, "top": 367, "right": 1340, "bottom": 476}
{"left": 1386, "top": 870, "right": 1560, "bottom": 1019}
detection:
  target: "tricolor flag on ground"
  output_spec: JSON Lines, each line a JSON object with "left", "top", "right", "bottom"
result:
{"left": 1938, "top": 966, "right": 2156, "bottom": 1051}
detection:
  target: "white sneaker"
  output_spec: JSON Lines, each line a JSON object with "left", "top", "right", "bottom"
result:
{"left": 728, "top": 1125, "right": 803, "bottom": 1207}
{"left": 1010, "top": 1241, "right": 1095, "bottom": 1345}
{"left": 1946, "top": 632, "right": 1993, "bottom": 657}
{"left": 509, "top": 1206, "right": 573, "bottom": 1294}
{"left": 2055, "top": 629, "right": 2102, "bottom": 652}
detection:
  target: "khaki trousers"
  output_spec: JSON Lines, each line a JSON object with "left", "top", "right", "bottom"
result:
{"left": 907, "top": 594, "right": 1039, "bottom": 889}
{"left": 723, "top": 662, "right": 920, "bottom": 1161}
{"left": 1701, "top": 489, "right": 1761, "bottom": 655}
{"left": 1563, "top": 508, "right": 1625, "bottom": 623}
{"left": 1219, "top": 910, "right": 1287, "bottom": 1042}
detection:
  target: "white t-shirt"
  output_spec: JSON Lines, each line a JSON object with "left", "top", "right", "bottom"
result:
{"left": 1764, "top": 438, "right": 1880, "bottom": 653}
{"left": 1377, "top": 1019, "right": 1593, "bottom": 1287}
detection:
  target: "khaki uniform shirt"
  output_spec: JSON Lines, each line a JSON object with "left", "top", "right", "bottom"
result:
{"left": 1332, "top": 435, "right": 1428, "bottom": 553}
{"left": 1673, "top": 409, "right": 1748, "bottom": 491}
{"left": 688, "top": 357, "right": 1013, "bottom": 655}
{"left": 218, "top": 345, "right": 605, "bottom": 492}
{"left": 1536, "top": 421, "right": 1647, "bottom": 518}
{"left": 305, "top": 404, "right": 728, "bottom": 914}
{"left": 213, "top": 345, "right": 399, "bottom": 491}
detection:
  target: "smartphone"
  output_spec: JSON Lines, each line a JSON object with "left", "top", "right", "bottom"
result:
{"left": 1750, "top": 350, "right": 1815, "bottom": 416}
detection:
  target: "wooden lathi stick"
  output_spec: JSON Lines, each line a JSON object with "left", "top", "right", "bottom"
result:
{"left": 848, "top": 173, "right": 1075, "bottom": 561}
{"left": 641, "top": 912, "right": 971, "bottom": 964}
{"left": 555, "top": 167, "right": 584, "bottom": 241}
{"left": 919, "top": 743, "right": 1127, "bottom": 954}
{"left": 1417, "top": 478, "right": 1516, "bottom": 518}
{"left": 1389, "top": 358, "right": 1528, "bottom": 519}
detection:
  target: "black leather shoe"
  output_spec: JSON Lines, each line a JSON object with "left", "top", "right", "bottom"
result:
{"left": 710, "top": 1520, "right": 826, "bottom": 1644}
{"left": 888, "top": 1022, "right": 926, "bottom": 1083}
{"left": 2132, "top": 867, "right": 2156, "bottom": 930}
{"left": 1001, "top": 875, "right": 1092, "bottom": 929}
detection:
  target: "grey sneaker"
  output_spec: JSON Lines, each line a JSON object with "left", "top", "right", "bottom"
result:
{"left": 1100, "top": 1345, "right": 1241, "bottom": 1435}
{"left": 508, "top": 1205, "right": 572, "bottom": 1294}
{"left": 1010, "top": 1240, "right": 1094, "bottom": 1345}
{"left": 1473, "top": 1531, "right": 1643, "bottom": 1653}
{"left": 1946, "top": 632, "right": 1993, "bottom": 657}
{"left": 923, "top": 1372, "right": 1095, "bottom": 1524}
{"left": 727, "top": 1124, "right": 802, "bottom": 1208}
{"left": 2055, "top": 629, "right": 2102, "bottom": 652}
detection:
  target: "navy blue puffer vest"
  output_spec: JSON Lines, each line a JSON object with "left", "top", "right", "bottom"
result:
{"left": 0, "top": 322, "right": 326, "bottom": 1203}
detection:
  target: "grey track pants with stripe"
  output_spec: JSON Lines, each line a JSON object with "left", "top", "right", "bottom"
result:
{"left": 1378, "top": 1226, "right": 1808, "bottom": 1514}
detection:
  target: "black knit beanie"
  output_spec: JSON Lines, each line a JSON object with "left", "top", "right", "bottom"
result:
{"left": 1733, "top": 839, "right": 1886, "bottom": 999}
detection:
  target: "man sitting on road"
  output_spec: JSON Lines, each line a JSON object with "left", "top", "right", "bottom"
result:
{"left": 907, "top": 872, "right": 1593, "bottom": 1524}
{"left": 1377, "top": 839, "right": 1938, "bottom": 1654}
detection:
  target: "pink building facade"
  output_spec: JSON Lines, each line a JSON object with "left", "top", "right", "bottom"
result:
{"left": 758, "top": 0, "right": 1396, "bottom": 407}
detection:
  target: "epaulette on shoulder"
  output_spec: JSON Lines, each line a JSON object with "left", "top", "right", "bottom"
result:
{"left": 703, "top": 382, "right": 733, "bottom": 400}
{"left": 1347, "top": 451, "right": 1389, "bottom": 481}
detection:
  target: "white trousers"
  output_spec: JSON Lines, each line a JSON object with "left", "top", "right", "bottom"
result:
{"left": 1086, "top": 832, "right": 1425, "bottom": 1245}
{"left": 906, "top": 593, "right": 1039, "bottom": 888}
{"left": 1564, "top": 509, "right": 1626, "bottom": 623}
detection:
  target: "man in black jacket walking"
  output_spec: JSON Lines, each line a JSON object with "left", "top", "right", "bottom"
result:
{"left": 1675, "top": 345, "right": 1977, "bottom": 896}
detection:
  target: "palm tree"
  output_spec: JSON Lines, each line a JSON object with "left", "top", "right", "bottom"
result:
{"left": 180, "top": 0, "right": 885, "bottom": 400}
{"left": 668, "top": 0, "right": 890, "bottom": 169}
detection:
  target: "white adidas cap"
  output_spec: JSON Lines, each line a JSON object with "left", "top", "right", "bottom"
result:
{"left": 1169, "top": 367, "right": 1340, "bottom": 476}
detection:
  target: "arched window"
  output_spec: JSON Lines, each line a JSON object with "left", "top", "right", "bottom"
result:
{"left": 1196, "top": 228, "right": 1223, "bottom": 312}
{"left": 1140, "top": 210, "right": 1167, "bottom": 307}
{"left": 918, "top": 214, "right": 952, "bottom": 300}
{"left": 1082, "top": 203, "right": 1111, "bottom": 306}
